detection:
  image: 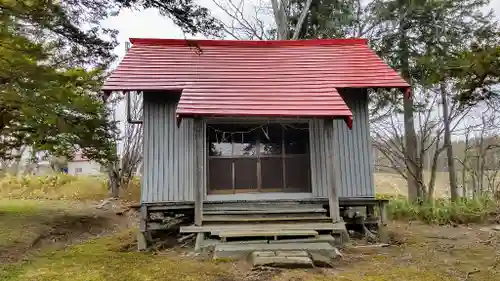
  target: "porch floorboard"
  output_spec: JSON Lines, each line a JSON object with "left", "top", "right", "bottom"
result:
{"left": 180, "top": 222, "right": 346, "bottom": 234}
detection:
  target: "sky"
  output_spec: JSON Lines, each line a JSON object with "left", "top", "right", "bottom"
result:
{"left": 102, "top": 0, "right": 500, "bottom": 151}
{"left": 103, "top": 0, "right": 500, "bottom": 60}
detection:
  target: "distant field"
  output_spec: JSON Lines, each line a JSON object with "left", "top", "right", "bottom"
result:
{"left": 0, "top": 172, "right": 459, "bottom": 200}
{"left": 375, "top": 172, "right": 451, "bottom": 198}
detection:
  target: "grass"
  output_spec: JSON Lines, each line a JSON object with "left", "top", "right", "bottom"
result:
{"left": 1, "top": 231, "right": 232, "bottom": 281}
{"left": 0, "top": 198, "right": 236, "bottom": 281}
{"left": 381, "top": 195, "right": 499, "bottom": 224}
{"left": 0, "top": 174, "right": 140, "bottom": 201}
{"left": 1, "top": 174, "right": 499, "bottom": 280}
{"left": 374, "top": 172, "right": 452, "bottom": 198}
{"left": 0, "top": 172, "right": 458, "bottom": 202}
{"left": 0, "top": 200, "right": 77, "bottom": 248}
{"left": 0, "top": 199, "right": 125, "bottom": 266}
{"left": 2, "top": 218, "right": 500, "bottom": 281}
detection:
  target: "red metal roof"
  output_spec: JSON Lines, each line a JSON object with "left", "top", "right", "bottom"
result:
{"left": 103, "top": 38, "right": 408, "bottom": 125}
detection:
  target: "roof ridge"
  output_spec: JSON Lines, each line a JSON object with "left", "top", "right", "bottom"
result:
{"left": 129, "top": 38, "right": 368, "bottom": 47}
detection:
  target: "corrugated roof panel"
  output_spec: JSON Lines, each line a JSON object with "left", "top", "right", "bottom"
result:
{"left": 103, "top": 38, "right": 408, "bottom": 91}
{"left": 176, "top": 86, "right": 351, "bottom": 119}
{"left": 103, "top": 38, "right": 408, "bottom": 123}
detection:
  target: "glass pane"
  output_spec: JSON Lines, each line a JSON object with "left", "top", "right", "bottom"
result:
{"left": 208, "top": 126, "right": 232, "bottom": 156}
{"left": 284, "top": 123, "right": 309, "bottom": 155}
{"left": 233, "top": 126, "right": 258, "bottom": 156}
{"left": 259, "top": 124, "right": 282, "bottom": 155}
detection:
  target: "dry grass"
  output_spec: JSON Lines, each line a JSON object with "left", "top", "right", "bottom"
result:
{"left": 0, "top": 174, "right": 140, "bottom": 202}
{"left": 0, "top": 172, "right": 441, "bottom": 202}
{"left": 375, "top": 172, "right": 451, "bottom": 198}
{"left": 1, "top": 173, "right": 499, "bottom": 281}
{"left": 276, "top": 222, "right": 500, "bottom": 281}
{"left": 0, "top": 199, "right": 130, "bottom": 264}
{"left": 2, "top": 215, "right": 500, "bottom": 281}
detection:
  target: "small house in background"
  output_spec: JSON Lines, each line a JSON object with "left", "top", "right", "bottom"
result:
{"left": 103, "top": 38, "right": 409, "bottom": 258}
{"left": 67, "top": 152, "right": 102, "bottom": 176}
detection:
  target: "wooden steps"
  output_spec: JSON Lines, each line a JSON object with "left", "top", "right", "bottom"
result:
{"left": 218, "top": 230, "right": 318, "bottom": 242}
{"left": 203, "top": 208, "right": 327, "bottom": 215}
{"left": 180, "top": 222, "right": 344, "bottom": 234}
{"left": 201, "top": 235, "right": 337, "bottom": 249}
{"left": 188, "top": 201, "right": 349, "bottom": 256}
{"left": 203, "top": 214, "right": 331, "bottom": 223}
{"left": 202, "top": 202, "right": 330, "bottom": 225}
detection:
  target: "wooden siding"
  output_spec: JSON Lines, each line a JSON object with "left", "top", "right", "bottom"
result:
{"left": 142, "top": 94, "right": 206, "bottom": 203}
{"left": 142, "top": 91, "right": 374, "bottom": 203}
{"left": 310, "top": 91, "right": 374, "bottom": 198}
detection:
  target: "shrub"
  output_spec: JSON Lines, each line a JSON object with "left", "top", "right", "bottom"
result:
{"left": 384, "top": 194, "right": 498, "bottom": 225}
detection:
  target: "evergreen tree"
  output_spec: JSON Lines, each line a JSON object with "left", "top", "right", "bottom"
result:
{"left": 370, "top": 0, "right": 499, "bottom": 200}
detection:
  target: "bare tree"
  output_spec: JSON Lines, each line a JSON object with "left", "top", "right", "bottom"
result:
{"left": 455, "top": 101, "right": 500, "bottom": 198}
{"left": 107, "top": 91, "right": 143, "bottom": 198}
{"left": 439, "top": 82, "right": 458, "bottom": 200}
{"left": 212, "top": 0, "right": 316, "bottom": 40}
{"left": 372, "top": 87, "right": 470, "bottom": 200}
{"left": 212, "top": 0, "right": 274, "bottom": 39}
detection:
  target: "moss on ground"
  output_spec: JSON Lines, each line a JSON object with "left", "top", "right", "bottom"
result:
{"left": 0, "top": 200, "right": 75, "bottom": 248}
{"left": 1, "top": 231, "right": 232, "bottom": 281}
{"left": 1, "top": 199, "right": 500, "bottom": 281}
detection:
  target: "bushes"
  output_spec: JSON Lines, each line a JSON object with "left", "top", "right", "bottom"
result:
{"left": 0, "top": 174, "right": 140, "bottom": 201}
{"left": 383, "top": 194, "right": 499, "bottom": 224}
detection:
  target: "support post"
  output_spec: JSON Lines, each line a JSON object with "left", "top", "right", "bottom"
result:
{"left": 194, "top": 117, "right": 203, "bottom": 226}
{"left": 324, "top": 119, "right": 340, "bottom": 223}
{"left": 137, "top": 205, "right": 148, "bottom": 251}
{"left": 378, "top": 201, "right": 389, "bottom": 243}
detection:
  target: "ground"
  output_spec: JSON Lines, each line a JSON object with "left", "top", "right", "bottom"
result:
{"left": 1, "top": 198, "right": 499, "bottom": 281}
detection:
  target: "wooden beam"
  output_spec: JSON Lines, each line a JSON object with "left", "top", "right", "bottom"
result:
{"left": 194, "top": 117, "right": 204, "bottom": 226}
{"left": 324, "top": 119, "right": 340, "bottom": 223}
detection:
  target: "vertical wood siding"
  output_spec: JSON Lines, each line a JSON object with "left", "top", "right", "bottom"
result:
{"left": 142, "top": 94, "right": 206, "bottom": 203}
{"left": 142, "top": 92, "right": 374, "bottom": 203}
{"left": 310, "top": 91, "right": 374, "bottom": 198}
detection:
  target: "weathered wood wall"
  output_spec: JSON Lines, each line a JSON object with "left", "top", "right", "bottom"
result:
{"left": 141, "top": 90, "right": 374, "bottom": 203}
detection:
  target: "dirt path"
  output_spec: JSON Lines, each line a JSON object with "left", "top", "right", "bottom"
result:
{"left": 0, "top": 199, "right": 135, "bottom": 264}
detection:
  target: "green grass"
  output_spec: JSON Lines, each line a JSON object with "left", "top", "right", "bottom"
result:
{"left": 1, "top": 199, "right": 500, "bottom": 281}
{"left": 384, "top": 195, "right": 499, "bottom": 224}
{"left": 0, "top": 200, "right": 77, "bottom": 248}
{"left": 0, "top": 231, "right": 232, "bottom": 281}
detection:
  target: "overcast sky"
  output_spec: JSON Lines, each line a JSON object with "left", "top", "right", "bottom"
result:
{"left": 103, "top": 0, "right": 500, "bottom": 150}
{"left": 102, "top": 0, "right": 500, "bottom": 60}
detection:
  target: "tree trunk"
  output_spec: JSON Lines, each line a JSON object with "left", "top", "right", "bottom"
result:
{"left": 270, "top": 0, "right": 288, "bottom": 39}
{"left": 440, "top": 82, "right": 458, "bottom": 200}
{"left": 108, "top": 164, "right": 120, "bottom": 198}
{"left": 398, "top": 3, "right": 421, "bottom": 201}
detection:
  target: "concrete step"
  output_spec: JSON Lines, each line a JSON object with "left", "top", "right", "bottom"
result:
{"left": 203, "top": 215, "right": 331, "bottom": 223}
{"left": 250, "top": 251, "right": 313, "bottom": 268}
{"left": 201, "top": 235, "right": 337, "bottom": 250}
{"left": 218, "top": 229, "right": 318, "bottom": 240}
{"left": 213, "top": 242, "right": 339, "bottom": 261}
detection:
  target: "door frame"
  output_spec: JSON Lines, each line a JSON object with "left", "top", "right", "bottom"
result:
{"left": 206, "top": 120, "right": 311, "bottom": 195}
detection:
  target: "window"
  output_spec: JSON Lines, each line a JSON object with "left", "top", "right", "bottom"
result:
{"left": 75, "top": 167, "right": 83, "bottom": 173}
{"left": 207, "top": 122, "right": 311, "bottom": 194}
